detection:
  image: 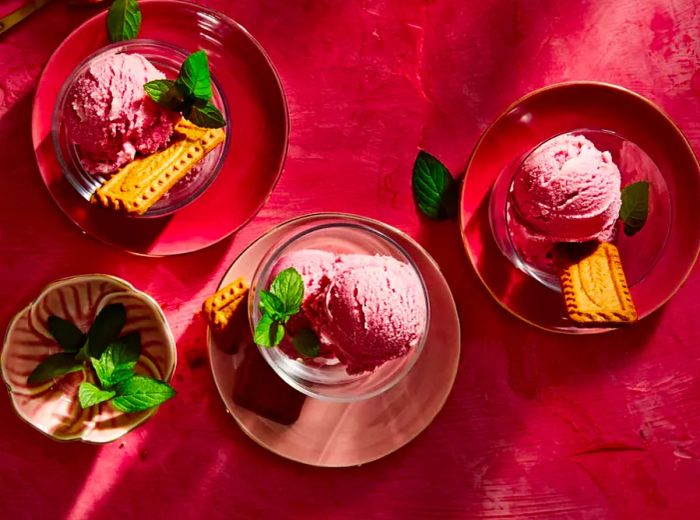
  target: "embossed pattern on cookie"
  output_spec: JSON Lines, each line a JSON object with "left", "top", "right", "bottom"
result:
{"left": 203, "top": 278, "right": 249, "bottom": 332}
{"left": 558, "top": 242, "right": 638, "bottom": 325}
{"left": 92, "top": 120, "right": 226, "bottom": 215}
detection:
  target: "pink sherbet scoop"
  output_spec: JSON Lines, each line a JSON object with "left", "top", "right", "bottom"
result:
{"left": 311, "top": 255, "right": 427, "bottom": 375}
{"left": 64, "top": 52, "right": 181, "bottom": 175}
{"left": 512, "top": 134, "right": 622, "bottom": 242}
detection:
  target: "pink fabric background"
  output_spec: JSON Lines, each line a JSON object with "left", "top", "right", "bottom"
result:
{"left": 2, "top": 0, "right": 700, "bottom": 518}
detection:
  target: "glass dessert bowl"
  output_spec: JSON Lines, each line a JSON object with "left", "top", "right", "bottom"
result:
{"left": 52, "top": 39, "right": 231, "bottom": 218}
{"left": 248, "top": 221, "right": 430, "bottom": 402}
{"left": 489, "top": 129, "right": 671, "bottom": 291}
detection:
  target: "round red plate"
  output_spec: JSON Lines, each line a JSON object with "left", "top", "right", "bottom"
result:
{"left": 208, "top": 213, "right": 461, "bottom": 466}
{"left": 32, "top": 0, "right": 288, "bottom": 256}
{"left": 460, "top": 82, "right": 700, "bottom": 332}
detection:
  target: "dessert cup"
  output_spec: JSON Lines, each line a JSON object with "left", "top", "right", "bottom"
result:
{"left": 489, "top": 129, "right": 671, "bottom": 291}
{"left": 249, "top": 219, "right": 430, "bottom": 402}
{"left": 460, "top": 82, "right": 700, "bottom": 333}
{"left": 52, "top": 39, "right": 231, "bottom": 218}
{"left": 207, "top": 213, "right": 460, "bottom": 466}
{"left": 1, "top": 274, "right": 177, "bottom": 443}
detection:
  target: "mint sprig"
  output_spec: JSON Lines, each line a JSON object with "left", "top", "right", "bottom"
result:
{"left": 412, "top": 150, "right": 458, "bottom": 220}
{"left": 620, "top": 181, "right": 650, "bottom": 236}
{"left": 27, "top": 303, "right": 175, "bottom": 414}
{"left": 107, "top": 0, "right": 141, "bottom": 43}
{"left": 292, "top": 328, "right": 321, "bottom": 358}
{"left": 27, "top": 303, "right": 125, "bottom": 384}
{"left": 144, "top": 50, "right": 226, "bottom": 129}
{"left": 112, "top": 376, "right": 176, "bottom": 413}
{"left": 254, "top": 268, "right": 304, "bottom": 348}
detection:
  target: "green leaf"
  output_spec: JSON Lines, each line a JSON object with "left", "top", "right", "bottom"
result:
{"left": 182, "top": 101, "right": 226, "bottom": 129}
{"left": 175, "top": 50, "right": 212, "bottom": 102}
{"left": 111, "top": 376, "right": 176, "bottom": 413}
{"left": 253, "top": 314, "right": 285, "bottom": 347}
{"left": 259, "top": 290, "right": 285, "bottom": 320}
{"left": 27, "top": 353, "right": 83, "bottom": 385}
{"left": 269, "top": 268, "right": 304, "bottom": 316}
{"left": 47, "top": 316, "right": 85, "bottom": 353}
{"left": 78, "top": 382, "right": 115, "bottom": 408}
{"left": 292, "top": 328, "right": 321, "bottom": 358}
{"left": 144, "top": 79, "right": 186, "bottom": 111}
{"left": 620, "top": 181, "right": 650, "bottom": 236}
{"left": 87, "top": 303, "right": 126, "bottom": 359}
{"left": 412, "top": 150, "right": 458, "bottom": 220}
{"left": 91, "top": 334, "right": 141, "bottom": 388}
{"left": 106, "top": 0, "right": 141, "bottom": 43}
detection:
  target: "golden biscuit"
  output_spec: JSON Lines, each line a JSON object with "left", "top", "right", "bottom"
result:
{"left": 558, "top": 242, "right": 637, "bottom": 325}
{"left": 203, "top": 278, "right": 249, "bottom": 332}
{"left": 92, "top": 119, "right": 226, "bottom": 215}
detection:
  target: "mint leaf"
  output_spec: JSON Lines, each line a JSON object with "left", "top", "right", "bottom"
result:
{"left": 620, "top": 181, "right": 650, "bottom": 236}
{"left": 111, "top": 376, "right": 176, "bottom": 413}
{"left": 47, "top": 316, "right": 85, "bottom": 353}
{"left": 87, "top": 303, "right": 126, "bottom": 359}
{"left": 106, "top": 0, "right": 141, "bottom": 42}
{"left": 292, "top": 328, "right": 321, "bottom": 358}
{"left": 412, "top": 150, "right": 458, "bottom": 220}
{"left": 270, "top": 268, "right": 304, "bottom": 315}
{"left": 175, "top": 50, "right": 212, "bottom": 102}
{"left": 78, "top": 382, "right": 115, "bottom": 408}
{"left": 144, "top": 79, "right": 186, "bottom": 111}
{"left": 259, "top": 290, "right": 285, "bottom": 320}
{"left": 91, "top": 334, "right": 141, "bottom": 388}
{"left": 27, "top": 353, "right": 83, "bottom": 385}
{"left": 254, "top": 314, "right": 285, "bottom": 347}
{"left": 183, "top": 102, "right": 226, "bottom": 129}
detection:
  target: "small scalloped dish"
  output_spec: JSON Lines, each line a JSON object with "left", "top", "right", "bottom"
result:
{"left": 1, "top": 275, "right": 176, "bottom": 443}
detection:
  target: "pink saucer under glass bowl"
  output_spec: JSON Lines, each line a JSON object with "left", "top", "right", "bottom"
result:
{"left": 249, "top": 221, "right": 430, "bottom": 402}
{"left": 53, "top": 39, "right": 231, "bottom": 219}
{"left": 489, "top": 129, "right": 671, "bottom": 300}
{"left": 460, "top": 82, "right": 700, "bottom": 334}
{"left": 33, "top": 0, "right": 289, "bottom": 255}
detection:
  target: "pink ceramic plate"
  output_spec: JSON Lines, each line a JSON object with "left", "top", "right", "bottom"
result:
{"left": 1, "top": 275, "right": 176, "bottom": 443}
{"left": 208, "top": 213, "right": 460, "bottom": 467}
{"left": 460, "top": 82, "right": 700, "bottom": 333}
{"left": 32, "top": 0, "right": 288, "bottom": 256}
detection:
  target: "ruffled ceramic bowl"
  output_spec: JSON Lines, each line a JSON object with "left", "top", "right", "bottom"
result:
{"left": 1, "top": 275, "right": 176, "bottom": 443}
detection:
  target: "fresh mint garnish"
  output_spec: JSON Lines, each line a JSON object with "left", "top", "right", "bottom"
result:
{"left": 86, "top": 303, "right": 126, "bottom": 359}
{"left": 91, "top": 334, "right": 140, "bottom": 388}
{"left": 78, "top": 382, "right": 116, "bottom": 408}
{"left": 145, "top": 50, "right": 226, "bottom": 129}
{"left": 292, "top": 328, "right": 321, "bottom": 358}
{"left": 27, "top": 302, "right": 175, "bottom": 414}
{"left": 620, "top": 181, "right": 650, "bottom": 236}
{"left": 175, "top": 50, "right": 212, "bottom": 102}
{"left": 270, "top": 268, "right": 304, "bottom": 314}
{"left": 183, "top": 102, "right": 227, "bottom": 129}
{"left": 27, "top": 353, "right": 83, "bottom": 385}
{"left": 47, "top": 316, "right": 85, "bottom": 353}
{"left": 259, "top": 291, "right": 286, "bottom": 319}
{"left": 254, "top": 314, "right": 285, "bottom": 347}
{"left": 412, "top": 150, "right": 458, "bottom": 220}
{"left": 254, "top": 268, "right": 305, "bottom": 348}
{"left": 107, "top": 0, "right": 141, "bottom": 43}
{"left": 143, "top": 80, "right": 185, "bottom": 111}
{"left": 111, "top": 376, "right": 176, "bottom": 413}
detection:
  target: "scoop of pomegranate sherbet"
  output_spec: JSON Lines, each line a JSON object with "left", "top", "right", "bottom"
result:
{"left": 65, "top": 52, "right": 181, "bottom": 175}
{"left": 270, "top": 249, "right": 336, "bottom": 298}
{"left": 511, "top": 134, "right": 622, "bottom": 242}
{"left": 316, "top": 257, "right": 427, "bottom": 375}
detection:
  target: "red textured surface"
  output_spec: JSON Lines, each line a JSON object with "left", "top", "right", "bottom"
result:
{"left": 1, "top": 1, "right": 699, "bottom": 518}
